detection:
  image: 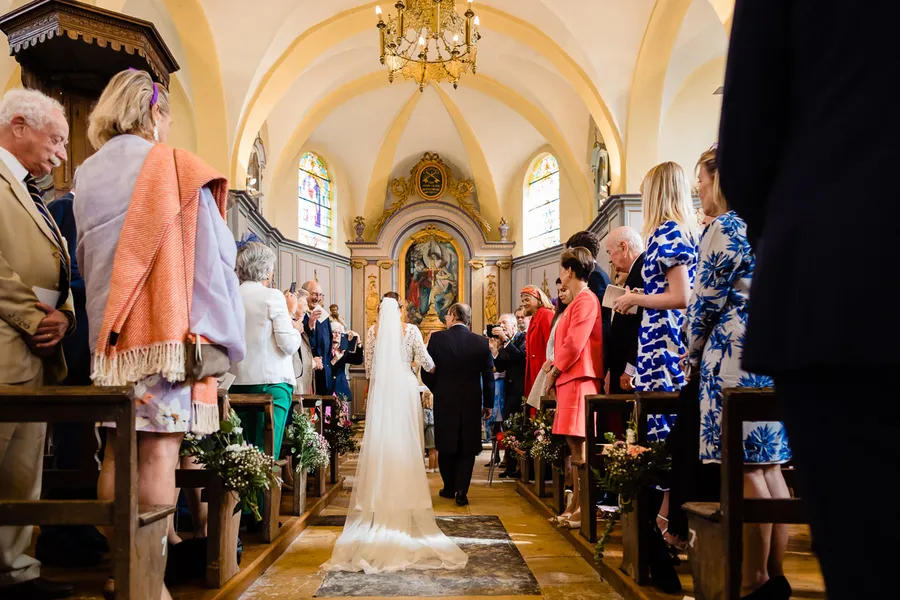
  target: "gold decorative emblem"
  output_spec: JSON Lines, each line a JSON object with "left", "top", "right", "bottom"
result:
{"left": 468, "top": 259, "right": 485, "bottom": 270}
{"left": 541, "top": 270, "right": 551, "bottom": 298}
{"left": 372, "top": 152, "right": 490, "bottom": 235}
{"left": 376, "top": 260, "right": 395, "bottom": 270}
{"left": 350, "top": 259, "right": 368, "bottom": 269}
{"left": 496, "top": 259, "right": 512, "bottom": 270}
{"left": 417, "top": 164, "right": 445, "bottom": 200}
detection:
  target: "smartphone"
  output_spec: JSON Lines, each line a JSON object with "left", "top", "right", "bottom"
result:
{"left": 289, "top": 281, "right": 297, "bottom": 294}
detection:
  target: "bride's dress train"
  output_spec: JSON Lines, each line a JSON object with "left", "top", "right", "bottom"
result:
{"left": 322, "top": 298, "right": 467, "bottom": 574}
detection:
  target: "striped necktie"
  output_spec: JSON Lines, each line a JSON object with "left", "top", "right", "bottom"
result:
{"left": 24, "top": 175, "right": 69, "bottom": 308}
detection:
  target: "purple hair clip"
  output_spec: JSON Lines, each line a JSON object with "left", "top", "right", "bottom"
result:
{"left": 127, "top": 67, "right": 158, "bottom": 107}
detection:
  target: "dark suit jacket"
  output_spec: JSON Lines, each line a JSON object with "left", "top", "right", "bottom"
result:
{"left": 304, "top": 312, "right": 333, "bottom": 394}
{"left": 493, "top": 330, "right": 526, "bottom": 416}
{"left": 421, "top": 325, "right": 494, "bottom": 455}
{"left": 606, "top": 253, "right": 644, "bottom": 393}
{"left": 588, "top": 263, "right": 612, "bottom": 363}
{"left": 718, "top": 0, "right": 900, "bottom": 372}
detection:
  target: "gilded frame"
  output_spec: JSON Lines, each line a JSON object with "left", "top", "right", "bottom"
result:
{"left": 398, "top": 224, "right": 466, "bottom": 323}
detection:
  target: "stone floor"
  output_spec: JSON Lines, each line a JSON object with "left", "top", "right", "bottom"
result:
{"left": 239, "top": 450, "right": 622, "bottom": 599}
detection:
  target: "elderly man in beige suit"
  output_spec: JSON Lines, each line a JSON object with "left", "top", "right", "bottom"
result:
{"left": 0, "top": 88, "right": 76, "bottom": 599}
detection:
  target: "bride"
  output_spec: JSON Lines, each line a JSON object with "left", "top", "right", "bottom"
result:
{"left": 322, "top": 293, "right": 468, "bottom": 573}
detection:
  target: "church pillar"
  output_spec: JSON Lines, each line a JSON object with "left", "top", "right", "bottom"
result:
{"left": 350, "top": 259, "right": 368, "bottom": 335}
{"left": 496, "top": 260, "right": 513, "bottom": 316}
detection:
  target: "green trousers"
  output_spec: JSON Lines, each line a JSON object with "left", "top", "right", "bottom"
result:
{"left": 230, "top": 382, "right": 292, "bottom": 459}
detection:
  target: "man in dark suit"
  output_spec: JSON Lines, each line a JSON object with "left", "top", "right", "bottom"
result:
{"left": 603, "top": 227, "right": 644, "bottom": 396}
{"left": 301, "top": 280, "right": 333, "bottom": 395}
{"left": 565, "top": 231, "right": 611, "bottom": 338}
{"left": 490, "top": 313, "right": 526, "bottom": 477}
{"left": 422, "top": 303, "right": 494, "bottom": 506}
{"left": 718, "top": 2, "right": 899, "bottom": 596}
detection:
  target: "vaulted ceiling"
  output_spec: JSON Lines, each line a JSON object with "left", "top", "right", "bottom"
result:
{"left": 0, "top": 0, "right": 731, "bottom": 254}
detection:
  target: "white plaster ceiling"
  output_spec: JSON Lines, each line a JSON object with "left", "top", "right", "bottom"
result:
{"left": 394, "top": 86, "right": 471, "bottom": 182}
{"left": 661, "top": 0, "right": 728, "bottom": 121}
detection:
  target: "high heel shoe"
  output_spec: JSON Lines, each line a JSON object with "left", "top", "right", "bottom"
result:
{"left": 562, "top": 517, "right": 581, "bottom": 529}
{"left": 549, "top": 512, "right": 572, "bottom": 525}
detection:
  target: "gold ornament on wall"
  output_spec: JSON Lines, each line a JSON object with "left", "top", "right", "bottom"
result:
{"left": 371, "top": 152, "right": 490, "bottom": 235}
{"left": 365, "top": 275, "right": 380, "bottom": 332}
{"left": 541, "top": 270, "right": 551, "bottom": 298}
{"left": 484, "top": 273, "right": 498, "bottom": 326}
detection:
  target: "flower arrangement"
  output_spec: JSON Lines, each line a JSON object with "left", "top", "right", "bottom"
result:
{"left": 181, "top": 409, "right": 277, "bottom": 521}
{"left": 593, "top": 425, "right": 671, "bottom": 558}
{"left": 324, "top": 399, "right": 359, "bottom": 456}
{"left": 501, "top": 411, "right": 535, "bottom": 455}
{"left": 529, "top": 409, "right": 567, "bottom": 463}
{"left": 283, "top": 406, "right": 331, "bottom": 474}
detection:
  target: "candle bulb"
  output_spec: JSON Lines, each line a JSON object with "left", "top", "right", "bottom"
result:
{"left": 375, "top": 5, "right": 382, "bottom": 17}
{"left": 453, "top": 33, "right": 459, "bottom": 45}
{"left": 419, "top": 35, "right": 426, "bottom": 46}
{"left": 474, "top": 15, "right": 480, "bottom": 27}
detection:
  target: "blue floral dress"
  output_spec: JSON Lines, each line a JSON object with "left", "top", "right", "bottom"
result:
{"left": 635, "top": 220, "right": 699, "bottom": 442}
{"left": 687, "top": 212, "right": 791, "bottom": 464}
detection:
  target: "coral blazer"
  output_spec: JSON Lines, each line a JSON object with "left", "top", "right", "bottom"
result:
{"left": 553, "top": 288, "right": 603, "bottom": 385}
{"left": 525, "top": 306, "right": 554, "bottom": 396}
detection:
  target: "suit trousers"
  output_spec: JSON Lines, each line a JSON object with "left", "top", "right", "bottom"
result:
{"left": 438, "top": 452, "right": 476, "bottom": 495}
{"left": 0, "top": 369, "right": 45, "bottom": 586}
{"left": 775, "top": 368, "right": 898, "bottom": 600}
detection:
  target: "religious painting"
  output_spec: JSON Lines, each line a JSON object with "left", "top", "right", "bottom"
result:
{"left": 399, "top": 225, "right": 464, "bottom": 326}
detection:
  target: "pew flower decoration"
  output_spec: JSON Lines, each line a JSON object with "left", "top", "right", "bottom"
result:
{"left": 501, "top": 411, "right": 535, "bottom": 455}
{"left": 181, "top": 409, "right": 277, "bottom": 521}
{"left": 324, "top": 399, "right": 359, "bottom": 456}
{"left": 284, "top": 407, "right": 331, "bottom": 474}
{"left": 529, "top": 409, "right": 566, "bottom": 463}
{"left": 593, "top": 424, "right": 671, "bottom": 558}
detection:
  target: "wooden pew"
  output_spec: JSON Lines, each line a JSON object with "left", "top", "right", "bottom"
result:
{"left": 227, "top": 393, "right": 285, "bottom": 543}
{"left": 580, "top": 394, "right": 635, "bottom": 543}
{"left": 174, "top": 390, "right": 242, "bottom": 589}
{"left": 618, "top": 391, "right": 680, "bottom": 585}
{"left": 683, "top": 388, "right": 805, "bottom": 600}
{"left": 0, "top": 386, "right": 173, "bottom": 600}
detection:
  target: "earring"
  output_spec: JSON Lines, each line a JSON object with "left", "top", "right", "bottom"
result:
{"left": 153, "top": 125, "right": 159, "bottom": 142}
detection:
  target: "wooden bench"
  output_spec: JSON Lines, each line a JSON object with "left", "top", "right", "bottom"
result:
{"left": 174, "top": 390, "right": 241, "bottom": 589}
{"left": 616, "top": 391, "right": 680, "bottom": 585}
{"left": 227, "top": 393, "right": 286, "bottom": 544}
{"left": 683, "top": 388, "right": 805, "bottom": 600}
{"left": 0, "top": 386, "right": 174, "bottom": 600}
{"left": 580, "top": 394, "right": 635, "bottom": 543}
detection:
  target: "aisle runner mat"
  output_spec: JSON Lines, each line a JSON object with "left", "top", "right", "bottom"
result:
{"left": 314, "top": 515, "right": 541, "bottom": 597}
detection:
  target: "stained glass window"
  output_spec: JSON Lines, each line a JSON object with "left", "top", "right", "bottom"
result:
{"left": 297, "top": 152, "right": 332, "bottom": 250}
{"left": 524, "top": 154, "right": 560, "bottom": 253}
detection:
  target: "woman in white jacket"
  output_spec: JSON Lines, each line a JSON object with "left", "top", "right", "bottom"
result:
{"left": 229, "top": 242, "right": 303, "bottom": 458}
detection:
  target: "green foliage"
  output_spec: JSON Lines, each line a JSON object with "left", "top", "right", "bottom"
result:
{"left": 182, "top": 409, "right": 276, "bottom": 521}
{"left": 283, "top": 406, "right": 331, "bottom": 474}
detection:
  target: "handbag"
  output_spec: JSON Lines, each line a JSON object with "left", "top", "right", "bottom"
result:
{"left": 175, "top": 150, "right": 231, "bottom": 380}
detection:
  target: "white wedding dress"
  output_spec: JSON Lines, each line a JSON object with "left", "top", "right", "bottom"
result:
{"left": 322, "top": 297, "right": 468, "bottom": 574}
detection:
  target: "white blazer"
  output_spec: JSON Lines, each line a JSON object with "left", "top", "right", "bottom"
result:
{"left": 230, "top": 281, "right": 302, "bottom": 388}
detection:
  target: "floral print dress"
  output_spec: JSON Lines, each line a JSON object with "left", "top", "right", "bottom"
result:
{"left": 687, "top": 212, "right": 790, "bottom": 464}
{"left": 635, "top": 220, "right": 698, "bottom": 442}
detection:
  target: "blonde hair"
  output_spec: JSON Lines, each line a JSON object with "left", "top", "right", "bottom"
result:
{"left": 88, "top": 69, "right": 170, "bottom": 150}
{"left": 640, "top": 161, "right": 699, "bottom": 243}
{"left": 696, "top": 146, "right": 728, "bottom": 216}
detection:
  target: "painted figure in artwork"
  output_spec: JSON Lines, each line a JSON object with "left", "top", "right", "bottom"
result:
{"left": 403, "top": 233, "right": 459, "bottom": 325}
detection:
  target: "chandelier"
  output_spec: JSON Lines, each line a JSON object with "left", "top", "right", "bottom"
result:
{"left": 376, "top": 0, "right": 481, "bottom": 91}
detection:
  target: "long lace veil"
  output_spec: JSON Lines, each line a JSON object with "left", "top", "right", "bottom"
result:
{"left": 323, "top": 297, "right": 467, "bottom": 573}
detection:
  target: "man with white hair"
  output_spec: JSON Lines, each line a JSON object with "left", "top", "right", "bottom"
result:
{"left": 0, "top": 88, "right": 75, "bottom": 598}
{"left": 604, "top": 226, "right": 645, "bottom": 395}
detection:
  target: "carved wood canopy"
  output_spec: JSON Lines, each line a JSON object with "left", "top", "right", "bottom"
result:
{"left": 0, "top": 0, "right": 179, "bottom": 91}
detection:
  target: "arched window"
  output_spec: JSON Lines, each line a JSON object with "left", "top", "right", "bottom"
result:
{"left": 297, "top": 152, "right": 332, "bottom": 250}
{"left": 524, "top": 153, "right": 560, "bottom": 253}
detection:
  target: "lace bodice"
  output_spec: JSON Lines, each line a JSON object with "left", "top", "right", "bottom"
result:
{"left": 365, "top": 323, "right": 434, "bottom": 379}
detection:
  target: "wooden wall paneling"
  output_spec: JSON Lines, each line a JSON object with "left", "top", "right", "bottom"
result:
{"left": 279, "top": 251, "right": 293, "bottom": 290}
{"left": 334, "top": 265, "right": 349, "bottom": 326}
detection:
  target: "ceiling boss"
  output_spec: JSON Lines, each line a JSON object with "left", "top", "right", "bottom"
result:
{"left": 376, "top": 0, "right": 481, "bottom": 91}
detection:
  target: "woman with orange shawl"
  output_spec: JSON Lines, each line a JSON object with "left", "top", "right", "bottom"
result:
{"left": 74, "top": 69, "right": 245, "bottom": 599}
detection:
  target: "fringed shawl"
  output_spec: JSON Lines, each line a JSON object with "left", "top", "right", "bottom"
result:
{"left": 89, "top": 142, "right": 230, "bottom": 432}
